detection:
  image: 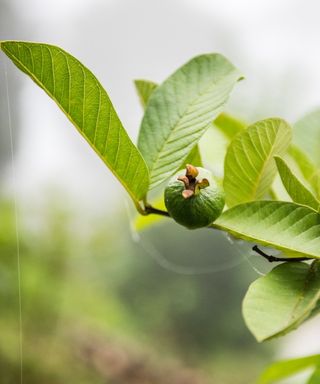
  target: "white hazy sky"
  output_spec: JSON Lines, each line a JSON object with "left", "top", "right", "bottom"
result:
{"left": 2, "top": 0, "right": 320, "bottom": 216}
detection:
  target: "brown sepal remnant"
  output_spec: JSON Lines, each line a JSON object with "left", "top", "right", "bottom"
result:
{"left": 186, "top": 164, "right": 199, "bottom": 178}
{"left": 196, "top": 178, "right": 209, "bottom": 190}
{"left": 178, "top": 165, "right": 210, "bottom": 199}
{"left": 177, "top": 176, "right": 190, "bottom": 187}
{"left": 182, "top": 190, "right": 194, "bottom": 199}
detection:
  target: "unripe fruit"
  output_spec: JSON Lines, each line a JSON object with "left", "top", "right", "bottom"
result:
{"left": 164, "top": 165, "right": 225, "bottom": 229}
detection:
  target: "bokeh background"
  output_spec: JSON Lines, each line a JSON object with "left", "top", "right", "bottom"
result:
{"left": 1, "top": 1, "right": 320, "bottom": 383}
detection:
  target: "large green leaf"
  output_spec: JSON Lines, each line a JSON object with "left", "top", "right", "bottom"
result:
{"left": 275, "top": 156, "right": 319, "bottom": 211}
{"left": 214, "top": 201, "right": 320, "bottom": 258}
{"left": 138, "top": 54, "right": 242, "bottom": 190}
{"left": 134, "top": 79, "right": 157, "bottom": 108}
{"left": 134, "top": 79, "right": 203, "bottom": 168}
{"left": 243, "top": 261, "right": 320, "bottom": 342}
{"left": 1, "top": 41, "right": 149, "bottom": 205}
{"left": 223, "top": 118, "right": 292, "bottom": 207}
{"left": 294, "top": 108, "right": 320, "bottom": 166}
{"left": 258, "top": 354, "right": 320, "bottom": 383}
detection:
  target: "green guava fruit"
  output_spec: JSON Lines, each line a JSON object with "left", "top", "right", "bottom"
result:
{"left": 164, "top": 165, "right": 225, "bottom": 229}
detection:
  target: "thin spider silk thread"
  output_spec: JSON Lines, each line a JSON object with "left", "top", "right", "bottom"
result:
{"left": 125, "top": 199, "right": 260, "bottom": 276}
{"left": 4, "top": 60, "right": 23, "bottom": 384}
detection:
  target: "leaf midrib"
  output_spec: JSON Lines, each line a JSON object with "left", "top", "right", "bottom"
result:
{"left": 148, "top": 69, "right": 238, "bottom": 182}
{"left": 1, "top": 42, "right": 148, "bottom": 202}
{"left": 250, "top": 122, "right": 284, "bottom": 200}
{"left": 213, "top": 203, "right": 319, "bottom": 259}
{"left": 287, "top": 263, "right": 318, "bottom": 326}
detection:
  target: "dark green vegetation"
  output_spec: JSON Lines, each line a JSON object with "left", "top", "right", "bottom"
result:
{"left": 0, "top": 198, "right": 267, "bottom": 383}
{"left": 2, "top": 40, "right": 320, "bottom": 382}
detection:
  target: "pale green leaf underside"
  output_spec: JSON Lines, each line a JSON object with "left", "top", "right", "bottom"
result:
{"left": 243, "top": 261, "right": 320, "bottom": 342}
{"left": 134, "top": 79, "right": 157, "bottom": 108}
{"left": 1, "top": 41, "right": 149, "bottom": 202}
{"left": 214, "top": 201, "right": 320, "bottom": 258}
{"left": 289, "top": 145, "right": 320, "bottom": 199}
{"left": 275, "top": 156, "right": 319, "bottom": 211}
{"left": 223, "top": 118, "right": 292, "bottom": 207}
{"left": 294, "top": 108, "right": 320, "bottom": 166}
{"left": 134, "top": 79, "right": 203, "bottom": 168}
{"left": 138, "top": 54, "right": 242, "bottom": 190}
{"left": 258, "top": 354, "right": 320, "bottom": 384}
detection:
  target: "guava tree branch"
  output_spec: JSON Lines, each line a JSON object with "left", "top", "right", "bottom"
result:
{"left": 144, "top": 204, "right": 170, "bottom": 217}
{"left": 252, "top": 245, "right": 310, "bottom": 263}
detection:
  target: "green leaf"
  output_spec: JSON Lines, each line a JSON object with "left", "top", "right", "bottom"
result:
{"left": 138, "top": 54, "right": 242, "bottom": 190}
{"left": 243, "top": 261, "right": 320, "bottom": 342}
{"left": 258, "top": 354, "right": 320, "bottom": 384}
{"left": 213, "top": 112, "right": 246, "bottom": 139}
{"left": 223, "top": 118, "right": 292, "bottom": 207}
{"left": 294, "top": 108, "right": 320, "bottom": 166}
{"left": 289, "top": 145, "right": 320, "bottom": 199}
{"left": 135, "top": 79, "right": 203, "bottom": 169}
{"left": 214, "top": 201, "right": 320, "bottom": 258}
{"left": 134, "top": 79, "right": 158, "bottom": 108}
{"left": 274, "top": 156, "right": 319, "bottom": 211}
{"left": 1, "top": 41, "right": 149, "bottom": 205}
{"left": 308, "top": 367, "right": 320, "bottom": 383}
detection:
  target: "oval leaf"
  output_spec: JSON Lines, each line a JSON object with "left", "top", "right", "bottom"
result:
{"left": 214, "top": 201, "right": 320, "bottom": 258}
{"left": 243, "top": 261, "right": 320, "bottom": 342}
{"left": 1, "top": 41, "right": 149, "bottom": 204}
{"left": 138, "top": 54, "right": 242, "bottom": 190}
{"left": 275, "top": 156, "right": 319, "bottom": 211}
{"left": 224, "top": 118, "right": 292, "bottom": 207}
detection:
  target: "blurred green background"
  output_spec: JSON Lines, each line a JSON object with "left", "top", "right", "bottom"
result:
{"left": 0, "top": 195, "right": 273, "bottom": 383}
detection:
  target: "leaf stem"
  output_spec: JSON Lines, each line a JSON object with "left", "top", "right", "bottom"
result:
{"left": 252, "top": 245, "right": 310, "bottom": 263}
{"left": 144, "top": 204, "right": 171, "bottom": 217}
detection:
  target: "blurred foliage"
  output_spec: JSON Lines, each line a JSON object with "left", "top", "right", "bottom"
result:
{"left": 0, "top": 195, "right": 271, "bottom": 383}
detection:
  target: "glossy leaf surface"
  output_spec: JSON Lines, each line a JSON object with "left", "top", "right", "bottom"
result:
{"left": 1, "top": 41, "right": 149, "bottom": 203}
{"left": 214, "top": 201, "right": 320, "bottom": 258}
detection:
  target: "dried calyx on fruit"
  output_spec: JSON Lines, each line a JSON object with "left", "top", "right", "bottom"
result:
{"left": 164, "top": 164, "right": 225, "bottom": 229}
